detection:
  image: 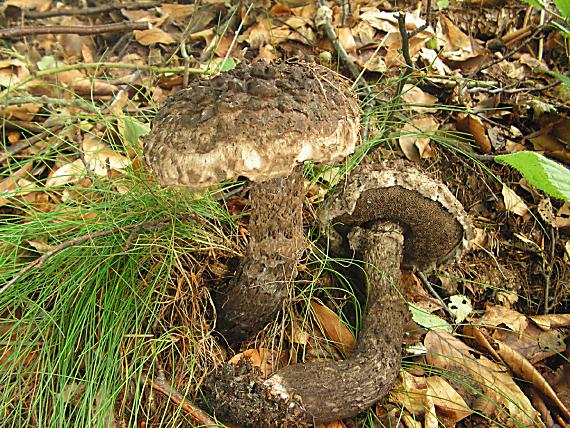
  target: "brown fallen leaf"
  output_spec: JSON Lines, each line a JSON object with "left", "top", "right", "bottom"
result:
{"left": 317, "top": 421, "right": 346, "bottom": 428}
{"left": 495, "top": 340, "right": 570, "bottom": 419}
{"left": 425, "top": 330, "right": 541, "bottom": 425}
{"left": 0, "top": 163, "right": 34, "bottom": 206}
{"left": 134, "top": 28, "right": 176, "bottom": 45}
{"left": 479, "top": 304, "right": 529, "bottom": 333}
{"left": 399, "top": 116, "right": 438, "bottom": 162}
{"left": 437, "top": 15, "right": 474, "bottom": 60}
{"left": 501, "top": 185, "right": 529, "bottom": 216}
{"left": 5, "top": 0, "right": 51, "bottom": 11}
{"left": 0, "top": 59, "right": 30, "bottom": 87}
{"left": 456, "top": 113, "right": 492, "bottom": 154}
{"left": 401, "top": 84, "right": 438, "bottom": 113}
{"left": 228, "top": 347, "right": 283, "bottom": 378}
{"left": 310, "top": 300, "right": 355, "bottom": 356}
{"left": 529, "top": 313, "right": 570, "bottom": 330}
{"left": 426, "top": 376, "right": 472, "bottom": 424}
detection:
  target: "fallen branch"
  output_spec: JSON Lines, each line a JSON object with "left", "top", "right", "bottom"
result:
{"left": 147, "top": 377, "right": 217, "bottom": 426}
{"left": 315, "top": 0, "right": 368, "bottom": 92}
{"left": 13, "top": 1, "right": 161, "bottom": 19}
{"left": 0, "top": 21, "right": 150, "bottom": 39}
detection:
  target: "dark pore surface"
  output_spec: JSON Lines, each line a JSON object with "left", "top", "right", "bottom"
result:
{"left": 334, "top": 186, "right": 464, "bottom": 269}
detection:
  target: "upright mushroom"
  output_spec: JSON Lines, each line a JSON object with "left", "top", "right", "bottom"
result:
{"left": 201, "top": 160, "right": 474, "bottom": 426}
{"left": 144, "top": 61, "right": 360, "bottom": 344}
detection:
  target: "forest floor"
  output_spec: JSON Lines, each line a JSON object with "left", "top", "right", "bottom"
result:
{"left": 0, "top": 0, "right": 569, "bottom": 427}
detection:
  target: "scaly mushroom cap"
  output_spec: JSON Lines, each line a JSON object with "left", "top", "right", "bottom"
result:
{"left": 144, "top": 61, "right": 361, "bottom": 188}
{"left": 319, "top": 160, "right": 474, "bottom": 271}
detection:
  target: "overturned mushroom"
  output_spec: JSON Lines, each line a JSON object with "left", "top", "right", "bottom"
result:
{"left": 201, "top": 161, "right": 474, "bottom": 426}
{"left": 144, "top": 61, "right": 360, "bottom": 344}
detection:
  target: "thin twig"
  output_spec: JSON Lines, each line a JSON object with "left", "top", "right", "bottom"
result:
{"left": 147, "top": 377, "right": 217, "bottom": 426}
{"left": 76, "top": 126, "right": 94, "bottom": 181}
{"left": 315, "top": 0, "right": 369, "bottom": 93}
{"left": 417, "top": 271, "right": 456, "bottom": 321}
{"left": 543, "top": 227, "right": 557, "bottom": 314}
{"left": 13, "top": 1, "right": 161, "bottom": 19}
{"left": 0, "top": 127, "right": 63, "bottom": 163}
{"left": 0, "top": 21, "right": 150, "bottom": 39}
{"left": 0, "top": 219, "right": 169, "bottom": 295}
{"left": 2, "top": 95, "right": 100, "bottom": 113}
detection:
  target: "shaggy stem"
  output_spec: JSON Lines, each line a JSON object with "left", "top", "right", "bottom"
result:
{"left": 214, "top": 167, "right": 305, "bottom": 344}
{"left": 203, "top": 222, "right": 408, "bottom": 426}
{"left": 265, "top": 222, "right": 407, "bottom": 423}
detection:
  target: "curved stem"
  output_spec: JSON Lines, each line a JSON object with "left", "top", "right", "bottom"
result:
{"left": 203, "top": 222, "right": 409, "bottom": 425}
{"left": 214, "top": 167, "right": 305, "bottom": 344}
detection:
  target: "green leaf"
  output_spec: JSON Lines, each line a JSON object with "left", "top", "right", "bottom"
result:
{"left": 495, "top": 151, "right": 570, "bottom": 201}
{"left": 436, "top": 0, "right": 449, "bottom": 9}
{"left": 409, "top": 304, "right": 452, "bottom": 332}
{"left": 123, "top": 116, "right": 150, "bottom": 147}
{"left": 37, "top": 55, "right": 61, "bottom": 70}
{"left": 218, "top": 57, "right": 237, "bottom": 72}
{"left": 554, "top": 0, "right": 570, "bottom": 18}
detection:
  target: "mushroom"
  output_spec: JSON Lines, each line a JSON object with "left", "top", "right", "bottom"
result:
{"left": 144, "top": 61, "right": 360, "bottom": 344}
{"left": 201, "top": 160, "right": 474, "bottom": 426}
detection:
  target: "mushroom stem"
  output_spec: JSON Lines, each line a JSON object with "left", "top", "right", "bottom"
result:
{"left": 214, "top": 166, "right": 305, "bottom": 344}
{"left": 202, "top": 222, "right": 408, "bottom": 426}
{"left": 263, "top": 222, "right": 407, "bottom": 423}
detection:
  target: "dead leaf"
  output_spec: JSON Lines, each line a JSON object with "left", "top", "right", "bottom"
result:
{"left": 82, "top": 135, "right": 129, "bottom": 175}
{"left": 310, "top": 300, "right": 355, "bottom": 356}
{"left": 556, "top": 202, "right": 570, "bottom": 230}
{"left": 495, "top": 340, "right": 570, "bottom": 419}
{"left": 240, "top": 19, "right": 272, "bottom": 49}
{"left": 228, "top": 348, "right": 283, "bottom": 378}
{"left": 529, "top": 314, "right": 570, "bottom": 330}
{"left": 5, "top": 0, "right": 51, "bottom": 11}
{"left": 456, "top": 114, "right": 492, "bottom": 154}
{"left": 479, "top": 304, "right": 528, "bottom": 333}
{"left": 317, "top": 421, "right": 346, "bottom": 428}
{"left": 0, "top": 59, "right": 30, "bottom": 87}
{"left": 0, "top": 102, "right": 41, "bottom": 121}
{"left": 134, "top": 28, "right": 176, "bottom": 45}
{"left": 338, "top": 27, "right": 357, "bottom": 53}
{"left": 425, "top": 330, "right": 541, "bottom": 425}
{"left": 399, "top": 116, "right": 439, "bottom": 162}
{"left": 46, "top": 159, "right": 86, "bottom": 187}
{"left": 401, "top": 84, "right": 438, "bottom": 113}
{"left": 0, "top": 163, "right": 34, "bottom": 205}
{"left": 538, "top": 198, "right": 556, "bottom": 227}
{"left": 501, "top": 185, "right": 529, "bottom": 216}
{"left": 159, "top": 3, "right": 195, "bottom": 21}
{"left": 425, "top": 376, "right": 472, "bottom": 424}
{"left": 46, "top": 69, "right": 117, "bottom": 95}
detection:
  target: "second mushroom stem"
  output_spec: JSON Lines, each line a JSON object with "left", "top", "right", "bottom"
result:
{"left": 262, "top": 221, "right": 408, "bottom": 423}
{"left": 214, "top": 167, "right": 305, "bottom": 344}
